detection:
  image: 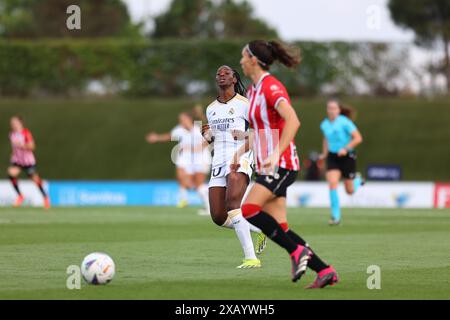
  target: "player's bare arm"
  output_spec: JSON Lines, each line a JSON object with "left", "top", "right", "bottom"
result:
{"left": 338, "top": 130, "right": 363, "bottom": 157}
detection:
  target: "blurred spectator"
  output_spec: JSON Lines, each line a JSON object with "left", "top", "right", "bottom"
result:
{"left": 304, "top": 151, "right": 325, "bottom": 181}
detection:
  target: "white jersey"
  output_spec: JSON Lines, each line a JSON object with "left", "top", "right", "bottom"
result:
{"left": 171, "top": 124, "right": 210, "bottom": 173}
{"left": 206, "top": 94, "right": 252, "bottom": 169}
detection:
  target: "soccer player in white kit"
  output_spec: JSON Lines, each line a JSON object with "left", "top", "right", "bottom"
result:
{"left": 146, "top": 112, "right": 211, "bottom": 213}
{"left": 202, "top": 65, "right": 267, "bottom": 269}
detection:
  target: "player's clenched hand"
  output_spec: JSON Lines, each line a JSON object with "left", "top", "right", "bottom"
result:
{"left": 231, "top": 129, "right": 247, "bottom": 141}
{"left": 201, "top": 124, "right": 214, "bottom": 143}
{"left": 230, "top": 163, "right": 241, "bottom": 172}
{"left": 145, "top": 132, "right": 159, "bottom": 144}
{"left": 337, "top": 148, "right": 348, "bottom": 157}
{"left": 261, "top": 152, "right": 279, "bottom": 175}
{"left": 230, "top": 154, "right": 241, "bottom": 172}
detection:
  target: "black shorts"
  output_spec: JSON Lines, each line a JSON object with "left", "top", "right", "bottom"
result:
{"left": 255, "top": 168, "right": 298, "bottom": 198}
{"left": 10, "top": 162, "right": 37, "bottom": 176}
{"left": 326, "top": 152, "right": 356, "bottom": 179}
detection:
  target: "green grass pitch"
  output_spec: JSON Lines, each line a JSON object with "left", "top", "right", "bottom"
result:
{"left": 0, "top": 207, "right": 449, "bottom": 300}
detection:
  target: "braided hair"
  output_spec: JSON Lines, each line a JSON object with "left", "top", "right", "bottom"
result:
{"left": 232, "top": 68, "right": 247, "bottom": 96}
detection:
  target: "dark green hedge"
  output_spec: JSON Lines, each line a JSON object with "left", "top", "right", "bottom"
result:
{"left": 0, "top": 39, "right": 356, "bottom": 97}
{"left": 1, "top": 97, "right": 449, "bottom": 181}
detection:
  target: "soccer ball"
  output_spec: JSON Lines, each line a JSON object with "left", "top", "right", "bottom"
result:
{"left": 81, "top": 252, "right": 115, "bottom": 285}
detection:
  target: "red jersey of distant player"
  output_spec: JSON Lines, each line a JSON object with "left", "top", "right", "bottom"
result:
{"left": 9, "top": 128, "right": 36, "bottom": 167}
{"left": 247, "top": 73, "right": 300, "bottom": 173}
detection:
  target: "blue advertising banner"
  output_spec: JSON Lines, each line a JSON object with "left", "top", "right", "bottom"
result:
{"left": 48, "top": 181, "right": 202, "bottom": 206}
{"left": 366, "top": 165, "right": 402, "bottom": 181}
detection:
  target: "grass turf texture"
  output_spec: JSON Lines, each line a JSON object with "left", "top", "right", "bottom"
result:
{"left": 0, "top": 207, "right": 449, "bottom": 300}
{"left": 1, "top": 97, "right": 449, "bottom": 181}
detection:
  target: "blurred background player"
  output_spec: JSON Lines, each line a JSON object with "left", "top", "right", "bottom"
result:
{"left": 202, "top": 65, "right": 267, "bottom": 269}
{"left": 7, "top": 116, "right": 51, "bottom": 209}
{"left": 146, "top": 111, "right": 210, "bottom": 214}
{"left": 319, "top": 100, "right": 364, "bottom": 225}
{"left": 304, "top": 151, "right": 325, "bottom": 181}
{"left": 235, "top": 40, "right": 338, "bottom": 288}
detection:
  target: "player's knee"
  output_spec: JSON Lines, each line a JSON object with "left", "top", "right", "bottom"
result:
{"left": 329, "top": 183, "right": 339, "bottom": 190}
{"left": 210, "top": 211, "right": 226, "bottom": 226}
{"left": 241, "top": 203, "right": 262, "bottom": 218}
{"left": 226, "top": 172, "right": 241, "bottom": 187}
{"left": 344, "top": 181, "right": 354, "bottom": 194}
{"left": 7, "top": 167, "right": 18, "bottom": 176}
{"left": 225, "top": 193, "right": 241, "bottom": 212}
{"left": 225, "top": 174, "right": 245, "bottom": 210}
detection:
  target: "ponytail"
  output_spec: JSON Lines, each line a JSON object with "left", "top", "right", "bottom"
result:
{"left": 339, "top": 103, "right": 356, "bottom": 121}
{"left": 246, "top": 40, "right": 301, "bottom": 70}
{"left": 328, "top": 99, "right": 356, "bottom": 121}
{"left": 267, "top": 40, "right": 301, "bottom": 68}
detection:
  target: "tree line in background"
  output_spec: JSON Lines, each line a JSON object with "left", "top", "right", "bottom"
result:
{"left": 0, "top": 39, "right": 417, "bottom": 97}
{"left": 0, "top": 0, "right": 449, "bottom": 96}
{"left": 0, "top": 0, "right": 277, "bottom": 39}
{"left": 389, "top": 0, "right": 450, "bottom": 92}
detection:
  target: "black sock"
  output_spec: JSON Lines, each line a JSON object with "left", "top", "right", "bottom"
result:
{"left": 35, "top": 180, "right": 47, "bottom": 197}
{"left": 8, "top": 176, "right": 21, "bottom": 196}
{"left": 247, "top": 211, "right": 298, "bottom": 254}
{"left": 286, "top": 230, "right": 328, "bottom": 273}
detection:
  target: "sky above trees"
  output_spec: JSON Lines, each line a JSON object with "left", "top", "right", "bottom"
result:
{"left": 124, "top": 0, "right": 414, "bottom": 42}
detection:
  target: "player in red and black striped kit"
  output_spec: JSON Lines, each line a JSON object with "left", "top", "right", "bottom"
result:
{"left": 231, "top": 40, "right": 338, "bottom": 288}
{"left": 7, "top": 116, "right": 50, "bottom": 209}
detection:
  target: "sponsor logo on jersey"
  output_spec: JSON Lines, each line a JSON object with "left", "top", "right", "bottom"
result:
{"left": 210, "top": 118, "right": 235, "bottom": 131}
{"left": 270, "top": 84, "right": 280, "bottom": 91}
{"left": 270, "top": 84, "right": 284, "bottom": 97}
{"left": 229, "top": 108, "right": 235, "bottom": 115}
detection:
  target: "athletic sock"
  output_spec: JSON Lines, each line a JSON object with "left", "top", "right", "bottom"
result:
{"left": 228, "top": 209, "right": 257, "bottom": 260}
{"left": 248, "top": 223, "right": 262, "bottom": 234}
{"left": 246, "top": 210, "right": 298, "bottom": 254}
{"left": 221, "top": 216, "right": 261, "bottom": 233}
{"left": 329, "top": 188, "right": 341, "bottom": 221}
{"left": 221, "top": 217, "right": 234, "bottom": 229}
{"left": 353, "top": 176, "right": 362, "bottom": 193}
{"left": 197, "top": 184, "right": 210, "bottom": 212}
{"left": 8, "top": 176, "right": 21, "bottom": 196}
{"left": 285, "top": 229, "right": 328, "bottom": 273}
{"left": 34, "top": 178, "right": 47, "bottom": 197}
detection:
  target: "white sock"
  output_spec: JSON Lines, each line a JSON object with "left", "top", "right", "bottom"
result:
{"left": 248, "top": 223, "right": 262, "bottom": 234}
{"left": 197, "top": 184, "right": 210, "bottom": 212}
{"left": 228, "top": 209, "right": 257, "bottom": 260}
{"left": 221, "top": 217, "right": 233, "bottom": 229}
{"left": 222, "top": 216, "right": 260, "bottom": 233}
{"left": 179, "top": 187, "right": 188, "bottom": 202}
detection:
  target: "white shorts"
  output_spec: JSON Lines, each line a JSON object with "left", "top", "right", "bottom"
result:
{"left": 178, "top": 163, "right": 210, "bottom": 175}
{"left": 176, "top": 152, "right": 211, "bottom": 175}
{"left": 209, "top": 153, "right": 254, "bottom": 188}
